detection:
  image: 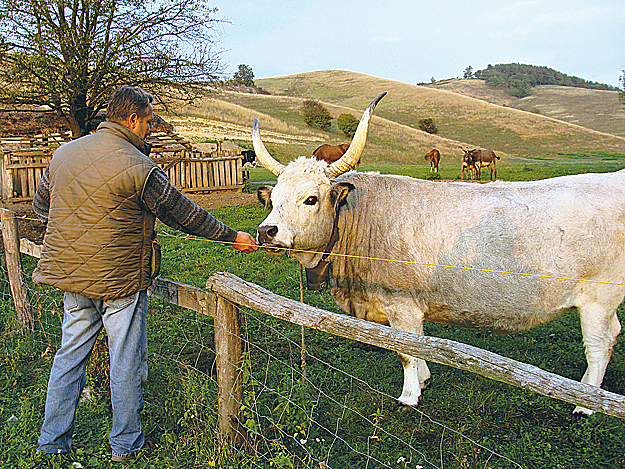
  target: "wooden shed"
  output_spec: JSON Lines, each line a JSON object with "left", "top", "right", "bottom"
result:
{"left": 0, "top": 111, "right": 245, "bottom": 202}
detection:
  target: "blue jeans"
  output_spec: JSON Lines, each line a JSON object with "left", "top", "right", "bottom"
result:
{"left": 38, "top": 290, "right": 148, "bottom": 458}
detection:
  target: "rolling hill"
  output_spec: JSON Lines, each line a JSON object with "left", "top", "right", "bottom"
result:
{"left": 256, "top": 71, "right": 625, "bottom": 158}
{"left": 427, "top": 78, "right": 625, "bottom": 138}
{"left": 166, "top": 70, "right": 625, "bottom": 170}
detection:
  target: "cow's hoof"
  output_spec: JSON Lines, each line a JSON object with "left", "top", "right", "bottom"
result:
{"left": 394, "top": 401, "right": 418, "bottom": 413}
{"left": 573, "top": 406, "right": 594, "bottom": 416}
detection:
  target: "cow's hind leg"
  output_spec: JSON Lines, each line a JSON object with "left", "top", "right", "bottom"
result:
{"left": 575, "top": 301, "right": 621, "bottom": 415}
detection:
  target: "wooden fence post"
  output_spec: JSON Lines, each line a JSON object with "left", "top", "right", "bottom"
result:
{"left": 212, "top": 293, "right": 246, "bottom": 446}
{"left": 1, "top": 208, "right": 34, "bottom": 330}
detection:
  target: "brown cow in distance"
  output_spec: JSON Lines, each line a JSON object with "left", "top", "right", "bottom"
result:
{"left": 313, "top": 143, "right": 354, "bottom": 164}
{"left": 424, "top": 149, "right": 440, "bottom": 172}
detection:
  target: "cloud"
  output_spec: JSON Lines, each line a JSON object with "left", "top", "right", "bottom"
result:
{"left": 371, "top": 35, "right": 401, "bottom": 43}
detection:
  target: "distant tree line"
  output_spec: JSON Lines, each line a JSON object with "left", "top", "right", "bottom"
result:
{"left": 472, "top": 63, "right": 618, "bottom": 98}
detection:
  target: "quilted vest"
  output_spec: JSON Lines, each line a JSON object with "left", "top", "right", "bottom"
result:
{"left": 32, "top": 122, "right": 158, "bottom": 300}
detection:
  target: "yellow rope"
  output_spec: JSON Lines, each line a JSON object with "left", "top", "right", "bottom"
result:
{"left": 3, "top": 215, "right": 625, "bottom": 287}
{"left": 159, "top": 230, "right": 625, "bottom": 287}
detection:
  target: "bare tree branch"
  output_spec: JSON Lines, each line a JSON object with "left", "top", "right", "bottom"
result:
{"left": 0, "top": 0, "right": 227, "bottom": 136}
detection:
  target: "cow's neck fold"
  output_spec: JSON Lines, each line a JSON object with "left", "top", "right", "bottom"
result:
{"left": 302, "top": 211, "right": 340, "bottom": 290}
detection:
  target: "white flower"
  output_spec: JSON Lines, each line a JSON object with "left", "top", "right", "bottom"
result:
{"left": 300, "top": 439, "right": 307, "bottom": 445}
{"left": 397, "top": 456, "right": 406, "bottom": 464}
{"left": 72, "top": 463, "right": 84, "bottom": 469}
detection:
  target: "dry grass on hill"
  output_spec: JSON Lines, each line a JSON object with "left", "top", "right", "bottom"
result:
{"left": 426, "top": 78, "right": 625, "bottom": 138}
{"left": 256, "top": 71, "right": 625, "bottom": 158}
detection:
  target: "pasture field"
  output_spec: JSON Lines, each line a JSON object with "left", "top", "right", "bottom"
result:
{"left": 2, "top": 157, "right": 625, "bottom": 468}
{"left": 167, "top": 71, "right": 625, "bottom": 177}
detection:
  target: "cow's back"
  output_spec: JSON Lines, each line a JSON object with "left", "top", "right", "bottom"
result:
{"left": 330, "top": 171, "right": 625, "bottom": 332}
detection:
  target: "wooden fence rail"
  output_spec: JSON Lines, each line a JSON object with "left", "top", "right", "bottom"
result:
{"left": 206, "top": 271, "right": 625, "bottom": 421}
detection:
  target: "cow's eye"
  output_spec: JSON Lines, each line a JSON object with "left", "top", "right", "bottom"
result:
{"left": 304, "top": 196, "right": 318, "bottom": 206}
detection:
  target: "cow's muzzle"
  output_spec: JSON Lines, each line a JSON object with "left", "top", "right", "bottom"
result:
{"left": 257, "top": 225, "right": 286, "bottom": 256}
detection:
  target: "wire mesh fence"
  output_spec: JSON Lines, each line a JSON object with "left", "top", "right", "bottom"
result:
{"left": 0, "top": 237, "right": 525, "bottom": 468}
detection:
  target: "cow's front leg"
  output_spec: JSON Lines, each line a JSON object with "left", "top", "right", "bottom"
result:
{"left": 384, "top": 300, "right": 430, "bottom": 407}
{"left": 397, "top": 353, "right": 430, "bottom": 406}
{"left": 575, "top": 302, "right": 621, "bottom": 415}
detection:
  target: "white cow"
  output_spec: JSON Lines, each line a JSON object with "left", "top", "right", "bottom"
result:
{"left": 254, "top": 93, "right": 625, "bottom": 414}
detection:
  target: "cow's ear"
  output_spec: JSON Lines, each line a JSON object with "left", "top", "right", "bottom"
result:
{"left": 330, "top": 182, "right": 355, "bottom": 210}
{"left": 257, "top": 186, "right": 273, "bottom": 210}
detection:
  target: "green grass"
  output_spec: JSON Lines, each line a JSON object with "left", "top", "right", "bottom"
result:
{"left": 3, "top": 160, "right": 625, "bottom": 468}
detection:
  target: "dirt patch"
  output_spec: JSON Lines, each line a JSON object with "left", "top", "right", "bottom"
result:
{"left": 1, "top": 191, "right": 258, "bottom": 248}
{"left": 185, "top": 191, "right": 257, "bottom": 211}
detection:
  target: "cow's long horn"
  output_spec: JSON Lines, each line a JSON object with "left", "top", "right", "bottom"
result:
{"left": 326, "top": 92, "right": 386, "bottom": 179}
{"left": 252, "top": 118, "right": 285, "bottom": 176}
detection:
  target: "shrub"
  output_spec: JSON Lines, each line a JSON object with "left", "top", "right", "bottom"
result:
{"left": 301, "top": 99, "right": 332, "bottom": 130}
{"left": 418, "top": 117, "right": 438, "bottom": 134}
{"left": 337, "top": 113, "right": 359, "bottom": 137}
{"left": 233, "top": 64, "right": 255, "bottom": 87}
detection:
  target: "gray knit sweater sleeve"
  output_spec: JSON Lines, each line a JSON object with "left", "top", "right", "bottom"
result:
{"left": 143, "top": 168, "right": 238, "bottom": 242}
{"left": 32, "top": 166, "right": 50, "bottom": 223}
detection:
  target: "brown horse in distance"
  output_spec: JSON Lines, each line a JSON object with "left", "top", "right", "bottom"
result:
{"left": 424, "top": 149, "right": 441, "bottom": 172}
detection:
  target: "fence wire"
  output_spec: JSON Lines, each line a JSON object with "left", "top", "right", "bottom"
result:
{"left": 0, "top": 249, "right": 525, "bottom": 468}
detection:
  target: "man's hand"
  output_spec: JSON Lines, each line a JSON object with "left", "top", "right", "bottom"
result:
{"left": 232, "top": 231, "right": 258, "bottom": 253}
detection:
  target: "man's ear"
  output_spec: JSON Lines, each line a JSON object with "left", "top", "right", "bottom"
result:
{"left": 126, "top": 113, "right": 139, "bottom": 130}
{"left": 257, "top": 185, "right": 273, "bottom": 210}
{"left": 330, "top": 182, "right": 355, "bottom": 211}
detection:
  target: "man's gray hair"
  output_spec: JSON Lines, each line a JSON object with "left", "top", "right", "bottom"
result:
{"left": 106, "top": 86, "right": 154, "bottom": 123}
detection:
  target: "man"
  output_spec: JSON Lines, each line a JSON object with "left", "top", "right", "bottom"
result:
{"left": 33, "top": 86, "right": 257, "bottom": 462}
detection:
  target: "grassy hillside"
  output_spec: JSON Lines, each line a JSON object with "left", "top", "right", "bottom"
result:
{"left": 426, "top": 78, "right": 625, "bottom": 138}
{"left": 166, "top": 89, "right": 481, "bottom": 169}
{"left": 255, "top": 71, "right": 625, "bottom": 158}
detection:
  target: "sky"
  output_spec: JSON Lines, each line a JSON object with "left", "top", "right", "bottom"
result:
{"left": 214, "top": 0, "right": 625, "bottom": 88}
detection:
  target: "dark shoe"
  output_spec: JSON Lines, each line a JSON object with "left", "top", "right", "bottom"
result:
{"left": 110, "top": 437, "right": 158, "bottom": 463}
{"left": 111, "top": 452, "right": 138, "bottom": 463}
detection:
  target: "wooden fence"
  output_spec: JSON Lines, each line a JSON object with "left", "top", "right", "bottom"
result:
{"left": 2, "top": 207, "right": 625, "bottom": 448}
{"left": 152, "top": 151, "right": 245, "bottom": 194}
{"left": 0, "top": 134, "right": 245, "bottom": 201}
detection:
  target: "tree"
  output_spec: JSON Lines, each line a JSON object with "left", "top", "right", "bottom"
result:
{"left": 620, "top": 70, "right": 625, "bottom": 106}
{"left": 0, "top": 0, "right": 225, "bottom": 137}
{"left": 463, "top": 66, "right": 474, "bottom": 79}
{"left": 301, "top": 99, "right": 332, "bottom": 130}
{"left": 418, "top": 117, "right": 438, "bottom": 134}
{"left": 233, "top": 64, "right": 254, "bottom": 87}
{"left": 337, "top": 113, "right": 358, "bottom": 137}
